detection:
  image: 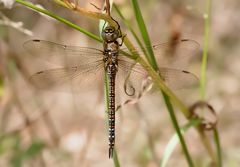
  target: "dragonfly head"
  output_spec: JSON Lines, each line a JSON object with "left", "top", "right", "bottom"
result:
{"left": 102, "top": 26, "right": 119, "bottom": 43}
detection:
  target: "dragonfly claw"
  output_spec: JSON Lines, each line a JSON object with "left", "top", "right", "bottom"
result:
{"left": 109, "top": 147, "right": 114, "bottom": 158}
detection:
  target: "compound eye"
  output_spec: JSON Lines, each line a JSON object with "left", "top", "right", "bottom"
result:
{"left": 109, "top": 27, "right": 115, "bottom": 32}
{"left": 112, "top": 32, "right": 119, "bottom": 40}
{"left": 111, "top": 34, "right": 115, "bottom": 39}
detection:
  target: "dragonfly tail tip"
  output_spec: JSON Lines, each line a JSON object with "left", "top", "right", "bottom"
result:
{"left": 109, "top": 148, "right": 114, "bottom": 159}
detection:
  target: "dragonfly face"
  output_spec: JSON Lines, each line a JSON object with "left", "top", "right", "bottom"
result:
{"left": 101, "top": 25, "right": 120, "bottom": 43}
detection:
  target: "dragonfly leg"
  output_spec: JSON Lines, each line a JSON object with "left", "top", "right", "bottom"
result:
{"left": 90, "top": 2, "right": 105, "bottom": 11}
{"left": 119, "top": 34, "right": 126, "bottom": 46}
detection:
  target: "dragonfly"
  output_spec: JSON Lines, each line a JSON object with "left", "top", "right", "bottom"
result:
{"left": 24, "top": 22, "right": 199, "bottom": 158}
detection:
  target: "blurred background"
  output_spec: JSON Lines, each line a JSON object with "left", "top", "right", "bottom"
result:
{"left": 0, "top": 0, "right": 240, "bottom": 167}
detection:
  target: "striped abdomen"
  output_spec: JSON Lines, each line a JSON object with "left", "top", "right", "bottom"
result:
{"left": 107, "top": 65, "right": 117, "bottom": 158}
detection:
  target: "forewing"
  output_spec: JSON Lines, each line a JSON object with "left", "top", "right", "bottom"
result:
{"left": 120, "top": 39, "right": 199, "bottom": 68}
{"left": 24, "top": 40, "right": 105, "bottom": 91}
{"left": 23, "top": 39, "right": 103, "bottom": 67}
{"left": 153, "top": 39, "right": 199, "bottom": 67}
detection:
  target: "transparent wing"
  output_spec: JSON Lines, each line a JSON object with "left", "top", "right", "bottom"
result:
{"left": 120, "top": 39, "right": 199, "bottom": 68}
{"left": 117, "top": 56, "right": 199, "bottom": 92}
{"left": 24, "top": 39, "right": 198, "bottom": 93}
{"left": 29, "top": 62, "right": 104, "bottom": 91}
{"left": 24, "top": 40, "right": 105, "bottom": 91}
{"left": 157, "top": 68, "right": 199, "bottom": 89}
{"left": 23, "top": 39, "right": 104, "bottom": 67}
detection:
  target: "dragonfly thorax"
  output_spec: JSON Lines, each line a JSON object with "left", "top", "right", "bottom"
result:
{"left": 103, "top": 49, "right": 118, "bottom": 66}
{"left": 102, "top": 26, "right": 119, "bottom": 43}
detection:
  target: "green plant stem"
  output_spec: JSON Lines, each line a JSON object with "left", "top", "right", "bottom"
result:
{"left": 197, "top": 128, "right": 216, "bottom": 162}
{"left": 214, "top": 129, "right": 222, "bottom": 167}
{"left": 15, "top": 0, "right": 102, "bottom": 42}
{"left": 162, "top": 94, "right": 194, "bottom": 167}
{"left": 200, "top": 0, "right": 222, "bottom": 166}
{"left": 200, "top": 0, "right": 211, "bottom": 99}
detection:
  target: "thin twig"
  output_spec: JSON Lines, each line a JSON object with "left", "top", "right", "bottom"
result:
{"left": 54, "top": 0, "right": 113, "bottom": 24}
{"left": 0, "top": 12, "right": 33, "bottom": 36}
{"left": 105, "top": 0, "right": 111, "bottom": 16}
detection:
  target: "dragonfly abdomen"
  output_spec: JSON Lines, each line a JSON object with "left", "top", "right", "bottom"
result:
{"left": 107, "top": 65, "right": 117, "bottom": 158}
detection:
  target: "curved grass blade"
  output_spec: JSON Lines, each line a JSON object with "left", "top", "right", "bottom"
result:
{"left": 160, "top": 119, "right": 201, "bottom": 167}
{"left": 162, "top": 94, "right": 195, "bottom": 167}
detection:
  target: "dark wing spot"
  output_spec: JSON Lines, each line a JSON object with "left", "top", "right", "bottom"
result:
{"left": 36, "top": 71, "right": 44, "bottom": 74}
{"left": 71, "top": 66, "right": 77, "bottom": 71}
{"left": 181, "top": 39, "right": 189, "bottom": 42}
{"left": 182, "top": 70, "right": 190, "bottom": 74}
{"left": 33, "top": 39, "right": 40, "bottom": 42}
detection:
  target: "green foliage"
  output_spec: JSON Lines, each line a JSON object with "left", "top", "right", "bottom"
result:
{"left": 136, "top": 146, "right": 152, "bottom": 166}
{"left": 0, "top": 134, "right": 45, "bottom": 167}
{"left": 24, "top": 140, "right": 45, "bottom": 158}
{"left": 10, "top": 140, "right": 45, "bottom": 167}
{"left": 0, "top": 26, "right": 7, "bottom": 38}
{"left": 0, "top": 134, "right": 20, "bottom": 155}
{"left": 0, "top": 76, "right": 3, "bottom": 98}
